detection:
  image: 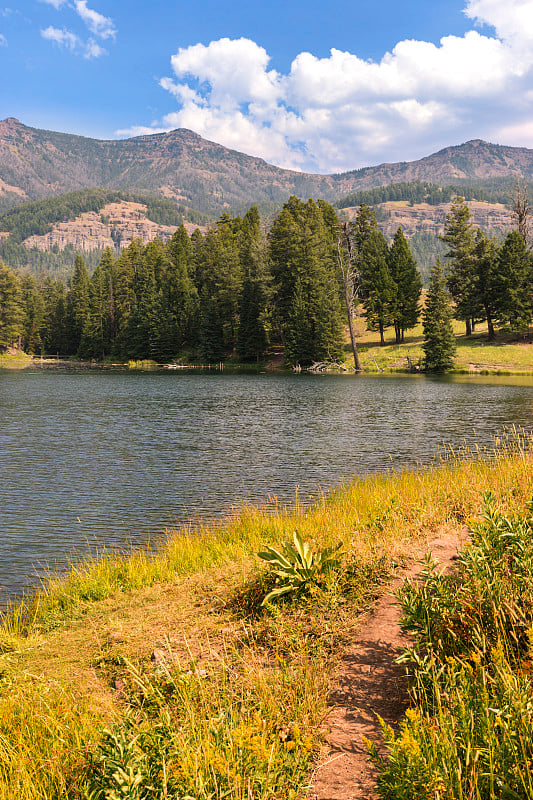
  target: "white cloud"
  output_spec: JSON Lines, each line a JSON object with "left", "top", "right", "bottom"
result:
{"left": 39, "top": 0, "right": 68, "bottom": 7}
{"left": 84, "top": 37, "right": 106, "bottom": 58}
{"left": 118, "top": 0, "right": 533, "bottom": 172}
{"left": 41, "top": 25, "right": 79, "bottom": 51}
{"left": 39, "top": 0, "right": 114, "bottom": 58}
{"left": 0, "top": 32, "right": 6, "bottom": 46}
{"left": 73, "top": 0, "right": 115, "bottom": 39}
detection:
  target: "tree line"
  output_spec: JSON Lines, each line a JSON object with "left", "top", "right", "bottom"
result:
{"left": 0, "top": 198, "right": 424, "bottom": 364}
{"left": 1, "top": 194, "right": 531, "bottom": 369}
{"left": 337, "top": 180, "right": 517, "bottom": 211}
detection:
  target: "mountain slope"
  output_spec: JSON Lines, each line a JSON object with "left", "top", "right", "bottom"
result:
{"left": 2, "top": 118, "right": 533, "bottom": 216}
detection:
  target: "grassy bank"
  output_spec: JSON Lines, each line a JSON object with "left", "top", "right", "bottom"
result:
{"left": 348, "top": 319, "right": 533, "bottom": 375}
{"left": 1, "top": 434, "right": 533, "bottom": 799}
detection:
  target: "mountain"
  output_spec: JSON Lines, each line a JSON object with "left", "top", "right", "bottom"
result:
{"left": 2, "top": 117, "right": 533, "bottom": 217}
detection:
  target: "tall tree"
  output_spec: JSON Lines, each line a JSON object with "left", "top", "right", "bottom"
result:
{"left": 269, "top": 197, "right": 344, "bottom": 365}
{"left": 388, "top": 227, "right": 422, "bottom": 343}
{"left": 471, "top": 230, "right": 500, "bottom": 341}
{"left": 67, "top": 254, "right": 90, "bottom": 354}
{"left": 360, "top": 228, "right": 396, "bottom": 346}
{"left": 495, "top": 230, "right": 532, "bottom": 336}
{"left": 236, "top": 207, "right": 269, "bottom": 361}
{"left": 422, "top": 258, "right": 457, "bottom": 372}
{"left": 440, "top": 197, "right": 477, "bottom": 335}
{"left": 0, "top": 261, "right": 22, "bottom": 351}
{"left": 20, "top": 273, "right": 44, "bottom": 354}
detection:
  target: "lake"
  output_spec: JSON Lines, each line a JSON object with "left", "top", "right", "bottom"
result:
{"left": 1, "top": 368, "right": 533, "bottom": 598}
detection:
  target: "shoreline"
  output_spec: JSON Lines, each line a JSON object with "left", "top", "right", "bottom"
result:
{"left": 1, "top": 437, "right": 532, "bottom": 798}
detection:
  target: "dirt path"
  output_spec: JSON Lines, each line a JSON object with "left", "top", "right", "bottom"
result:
{"left": 310, "top": 530, "right": 463, "bottom": 800}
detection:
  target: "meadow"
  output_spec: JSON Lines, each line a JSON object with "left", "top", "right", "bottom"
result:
{"left": 1, "top": 431, "right": 532, "bottom": 798}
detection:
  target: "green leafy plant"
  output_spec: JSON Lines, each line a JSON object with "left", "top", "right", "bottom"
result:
{"left": 258, "top": 531, "right": 342, "bottom": 605}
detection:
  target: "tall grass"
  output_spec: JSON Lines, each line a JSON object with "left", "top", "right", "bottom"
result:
{"left": 372, "top": 493, "right": 533, "bottom": 799}
{"left": 1, "top": 431, "right": 533, "bottom": 799}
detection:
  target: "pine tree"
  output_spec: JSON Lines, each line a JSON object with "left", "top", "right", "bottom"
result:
{"left": 471, "top": 230, "right": 500, "bottom": 341}
{"left": 68, "top": 254, "right": 90, "bottom": 353}
{"left": 440, "top": 197, "right": 477, "bottom": 335}
{"left": 20, "top": 274, "right": 44, "bottom": 354}
{"left": 236, "top": 207, "right": 269, "bottom": 361}
{"left": 388, "top": 227, "right": 422, "bottom": 343}
{"left": 495, "top": 230, "right": 532, "bottom": 336}
{"left": 269, "top": 197, "right": 344, "bottom": 365}
{"left": 422, "top": 258, "right": 457, "bottom": 372}
{"left": 0, "top": 261, "right": 22, "bottom": 351}
{"left": 359, "top": 228, "right": 395, "bottom": 346}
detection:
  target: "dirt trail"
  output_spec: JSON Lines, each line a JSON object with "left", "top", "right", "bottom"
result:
{"left": 310, "top": 530, "right": 463, "bottom": 800}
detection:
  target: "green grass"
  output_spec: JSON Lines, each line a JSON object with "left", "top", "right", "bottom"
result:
{"left": 372, "top": 494, "right": 533, "bottom": 799}
{"left": 342, "top": 318, "right": 533, "bottom": 375}
{"left": 1, "top": 432, "right": 533, "bottom": 798}
{"left": 0, "top": 351, "right": 33, "bottom": 368}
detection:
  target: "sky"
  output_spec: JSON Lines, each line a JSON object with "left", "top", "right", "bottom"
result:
{"left": 1, "top": 0, "right": 533, "bottom": 173}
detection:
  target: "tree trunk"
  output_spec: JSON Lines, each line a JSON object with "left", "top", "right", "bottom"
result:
{"left": 465, "top": 318, "right": 472, "bottom": 336}
{"left": 379, "top": 322, "right": 385, "bottom": 346}
{"left": 395, "top": 322, "right": 401, "bottom": 344}
{"left": 485, "top": 305, "right": 495, "bottom": 341}
{"left": 344, "top": 282, "right": 361, "bottom": 371}
{"left": 339, "top": 226, "right": 362, "bottom": 372}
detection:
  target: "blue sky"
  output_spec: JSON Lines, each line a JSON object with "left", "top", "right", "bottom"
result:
{"left": 1, "top": 0, "right": 533, "bottom": 172}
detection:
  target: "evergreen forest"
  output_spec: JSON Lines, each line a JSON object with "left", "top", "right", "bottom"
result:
{"left": 0, "top": 197, "right": 532, "bottom": 367}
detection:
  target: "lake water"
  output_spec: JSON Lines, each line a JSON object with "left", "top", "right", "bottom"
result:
{"left": 1, "top": 369, "right": 533, "bottom": 598}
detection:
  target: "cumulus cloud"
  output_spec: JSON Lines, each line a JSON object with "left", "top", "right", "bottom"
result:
{"left": 73, "top": 0, "right": 115, "bottom": 39}
{"left": 118, "top": 0, "right": 533, "bottom": 171}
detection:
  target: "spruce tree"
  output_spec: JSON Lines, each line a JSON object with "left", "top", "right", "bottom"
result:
{"left": 495, "top": 230, "right": 532, "bottom": 336}
{"left": 388, "top": 227, "right": 422, "bottom": 343}
{"left": 0, "top": 261, "right": 22, "bottom": 351}
{"left": 68, "top": 254, "right": 90, "bottom": 353}
{"left": 440, "top": 197, "right": 477, "bottom": 335}
{"left": 20, "top": 274, "right": 44, "bottom": 354}
{"left": 359, "top": 228, "right": 395, "bottom": 346}
{"left": 422, "top": 258, "right": 457, "bottom": 372}
{"left": 236, "top": 207, "right": 269, "bottom": 361}
{"left": 269, "top": 197, "right": 344, "bottom": 365}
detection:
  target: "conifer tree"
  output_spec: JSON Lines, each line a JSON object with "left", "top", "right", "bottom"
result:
{"left": 388, "top": 227, "right": 422, "bottom": 343}
{"left": 269, "top": 197, "right": 344, "bottom": 365}
{"left": 20, "top": 274, "right": 44, "bottom": 354}
{"left": 440, "top": 197, "right": 477, "bottom": 335}
{"left": 471, "top": 230, "right": 500, "bottom": 341}
{"left": 495, "top": 230, "right": 532, "bottom": 336}
{"left": 67, "top": 254, "right": 90, "bottom": 354}
{"left": 41, "top": 278, "right": 69, "bottom": 355}
{"left": 236, "top": 207, "right": 269, "bottom": 361}
{"left": 422, "top": 258, "right": 457, "bottom": 372}
{"left": 0, "top": 261, "right": 22, "bottom": 351}
{"left": 359, "top": 228, "right": 395, "bottom": 345}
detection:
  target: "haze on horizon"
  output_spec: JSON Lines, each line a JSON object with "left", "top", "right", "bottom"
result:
{"left": 2, "top": 0, "right": 533, "bottom": 174}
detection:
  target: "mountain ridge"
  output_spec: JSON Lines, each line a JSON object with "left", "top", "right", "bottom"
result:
{"left": 2, "top": 118, "right": 533, "bottom": 217}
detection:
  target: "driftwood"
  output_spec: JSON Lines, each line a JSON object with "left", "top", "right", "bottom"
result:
{"left": 307, "top": 361, "right": 351, "bottom": 373}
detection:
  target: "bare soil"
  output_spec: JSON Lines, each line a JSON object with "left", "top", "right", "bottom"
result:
{"left": 310, "top": 530, "right": 463, "bottom": 800}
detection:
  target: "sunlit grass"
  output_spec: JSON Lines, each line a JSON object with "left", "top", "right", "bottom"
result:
{"left": 1, "top": 432, "right": 533, "bottom": 798}
{"left": 342, "top": 317, "right": 533, "bottom": 374}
